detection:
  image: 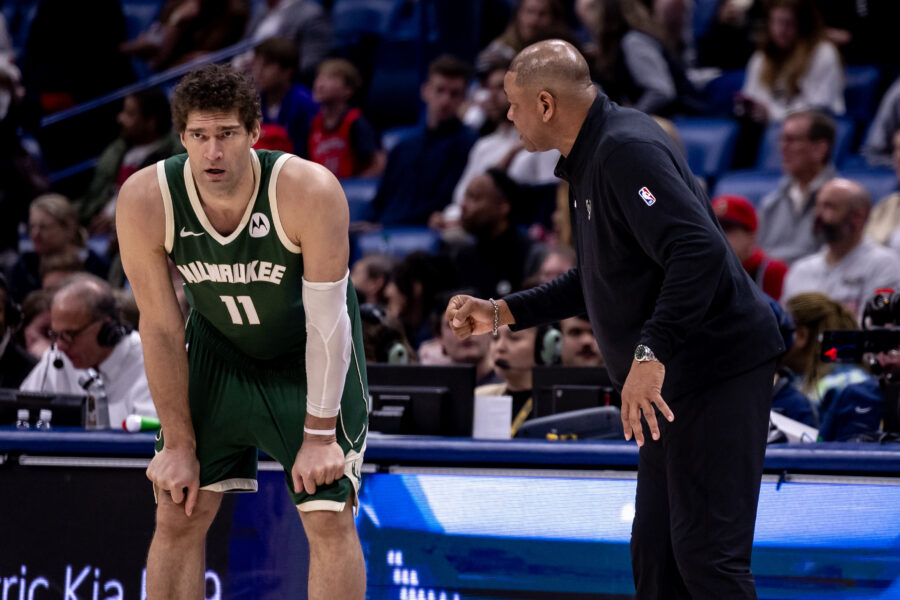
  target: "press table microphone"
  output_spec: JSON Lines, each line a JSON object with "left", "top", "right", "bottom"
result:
{"left": 52, "top": 344, "right": 64, "bottom": 369}
{"left": 38, "top": 343, "right": 65, "bottom": 392}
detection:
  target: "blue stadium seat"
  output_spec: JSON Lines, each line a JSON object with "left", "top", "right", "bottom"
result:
{"left": 839, "top": 168, "right": 898, "bottom": 205}
{"left": 700, "top": 70, "right": 745, "bottom": 116}
{"left": 711, "top": 170, "right": 783, "bottom": 206}
{"left": 121, "top": 0, "right": 163, "bottom": 41}
{"left": 380, "top": 125, "right": 420, "bottom": 153}
{"left": 332, "top": 0, "right": 397, "bottom": 48}
{"left": 364, "top": 39, "right": 427, "bottom": 130}
{"left": 341, "top": 177, "right": 380, "bottom": 221}
{"left": 1, "top": 0, "right": 39, "bottom": 55}
{"left": 671, "top": 117, "right": 739, "bottom": 181}
{"left": 353, "top": 226, "right": 440, "bottom": 259}
{"left": 693, "top": 0, "right": 723, "bottom": 42}
{"left": 844, "top": 65, "right": 881, "bottom": 126}
{"left": 840, "top": 154, "right": 870, "bottom": 170}
{"left": 756, "top": 118, "right": 855, "bottom": 171}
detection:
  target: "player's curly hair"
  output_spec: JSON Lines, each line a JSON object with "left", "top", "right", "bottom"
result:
{"left": 170, "top": 64, "right": 261, "bottom": 133}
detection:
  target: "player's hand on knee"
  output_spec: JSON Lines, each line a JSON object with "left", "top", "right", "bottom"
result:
{"left": 446, "top": 295, "right": 494, "bottom": 339}
{"left": 146, "top": 446, "right": 201, "bottom": 516}
{"left": 621, "top": 360, "right": 673, "bottom": 446}
{"left": 292, "top": 437, "right": 345, "bottom": 496}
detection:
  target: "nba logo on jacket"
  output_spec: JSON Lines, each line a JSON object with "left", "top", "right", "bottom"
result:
{"left": 638, "top": 187, "right": 656, "bottom": 207}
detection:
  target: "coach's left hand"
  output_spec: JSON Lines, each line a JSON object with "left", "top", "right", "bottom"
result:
{"left": 292, "top": 435, "right": 345, "bottom": 496}
{"left": 621, "top": 360, "right": 674, "bottom": 446}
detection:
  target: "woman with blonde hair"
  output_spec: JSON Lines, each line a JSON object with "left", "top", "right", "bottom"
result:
{"left": 782, "top": 292, "right": 871, "bottom": 411}
{"left": 738, "top": 0, "right": 844, "bottom": 123}
{"left": 7, "top": 193, "right": 109, "bottom": 301}
{"left": 485, "top": 0, "right": 569, "bottom": 61}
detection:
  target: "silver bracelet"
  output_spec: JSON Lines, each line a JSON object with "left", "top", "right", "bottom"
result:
{"left": 488, "top": 298, "right": 499, "bottom": 335}
{"left": 304, "top": 426, "right": 336, "bottom": 436}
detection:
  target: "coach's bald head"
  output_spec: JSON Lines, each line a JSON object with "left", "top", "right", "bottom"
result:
{"left": 504, "top": 40, "right": 596, "bottom": 156}
{"left": 509, "top": 39, "right": 594, "bottom": 96}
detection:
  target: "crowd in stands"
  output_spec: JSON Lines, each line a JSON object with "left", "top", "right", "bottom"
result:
{"left": 1, "top": 0, "right": 900, "bottom": 441}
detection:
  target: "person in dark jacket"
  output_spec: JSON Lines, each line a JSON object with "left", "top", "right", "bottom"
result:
{"left": 446, "top": 40, "right": 785, "bottom": 599}
{"left": 0, "top": 274, "right": 36, "bottom": 388}
{"left": 446, "top": 168, "right": 543, "bottom": 298}
{"left": 365, "top": 55, "right": 477, "bottom": 226}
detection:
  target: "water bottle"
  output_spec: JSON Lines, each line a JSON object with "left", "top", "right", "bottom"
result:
{"left": 93, "top": 378, "right": 110, "bottom": 429}
{"left": 81, "top": 369, "right": 110, "bottom": 429}
{"left": 35, "top": 408, "right": 52, "bottom": 431}
{"left": 15, "top": 409, "right": 30, "bottom": 430}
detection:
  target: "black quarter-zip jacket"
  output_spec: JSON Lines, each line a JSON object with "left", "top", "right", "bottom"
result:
{"left": 505, "top": 94, "right": 785, "bottom": 399}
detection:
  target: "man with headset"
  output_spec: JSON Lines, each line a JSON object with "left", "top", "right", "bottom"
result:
{"left": 20, "top": 273, "right": 155, "bottom": 427}
{"left": 475, "top": 323, "right": 561, "bottom": 436}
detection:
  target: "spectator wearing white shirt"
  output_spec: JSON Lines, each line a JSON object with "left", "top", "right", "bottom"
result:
{"left": 782, "top": 178, "right": 900, "bottom": 318}
{"left": 20, "top": 274, "right": 155, "bottom": 428}
{"left": 738, "top": 0, "right": 844, "bottom": 123}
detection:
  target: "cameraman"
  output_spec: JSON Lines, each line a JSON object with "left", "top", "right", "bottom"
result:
{"left": 818, "top": 290, "right": 900, "bottom": 441}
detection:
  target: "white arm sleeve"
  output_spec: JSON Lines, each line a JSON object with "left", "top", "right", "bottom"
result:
{"left": 302, "top": 271, "right": 352, "bottom": 418}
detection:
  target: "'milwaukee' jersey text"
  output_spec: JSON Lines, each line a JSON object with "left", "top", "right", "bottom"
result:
{"left": 176, "top": 259, "right": 286, "bottom": 285}
{"left": 158, "top": 149, "right": 312, "bottom": 360}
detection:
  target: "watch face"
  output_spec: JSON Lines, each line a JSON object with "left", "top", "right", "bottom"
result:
{"left": 635, "top": 346, "right": 646, "bottom": 360}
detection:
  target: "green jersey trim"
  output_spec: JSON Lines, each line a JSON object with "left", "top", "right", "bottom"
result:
{"left": 267, "top": 153, "right": 301, "bottom": 254}
{"left": 183, "top": 150, "right": 262, "bottom": 246}
{"left": 156, "top": 161, "right": 176, "bottom": 253}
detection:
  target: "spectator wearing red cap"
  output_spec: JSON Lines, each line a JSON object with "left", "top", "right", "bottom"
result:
{"left": 254, "top": 123, "right": 295, "bottom": 153}
{"left": 714, "top": 194, "right": 789, "bottom": 301}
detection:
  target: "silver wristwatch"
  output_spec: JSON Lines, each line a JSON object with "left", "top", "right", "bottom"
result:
{"left": 634, "top": 344, "right": 658, "bottom": 362}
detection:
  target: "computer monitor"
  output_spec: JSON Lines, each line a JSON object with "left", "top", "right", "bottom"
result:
{"left": 531, "top": 366, "right": 620, "bottom": 418}
{"left": 0, "top": 388, "right": 88, "bottom": 427}
{"left": 366, "top": 364, "right": 476, "bottom": 436}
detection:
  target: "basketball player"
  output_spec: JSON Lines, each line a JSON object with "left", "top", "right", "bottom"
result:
{"left": 117, "top": 64, "right": 367, "bottom": 599}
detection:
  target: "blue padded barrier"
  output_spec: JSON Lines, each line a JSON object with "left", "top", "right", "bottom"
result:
{"left": 3, "top": 431, "right": 899, "bottom": 476}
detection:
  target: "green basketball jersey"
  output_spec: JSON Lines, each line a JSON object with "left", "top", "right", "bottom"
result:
{"left": 158, "top": 149, "right": 309, "bottom": 360}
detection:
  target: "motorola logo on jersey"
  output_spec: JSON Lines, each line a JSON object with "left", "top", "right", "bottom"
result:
{"left": 249, "top": 213, "right": 270, "bottom": 238}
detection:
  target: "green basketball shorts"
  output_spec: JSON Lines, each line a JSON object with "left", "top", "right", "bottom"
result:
{"left": 155, "top": 312, "right": 369, "bottom": 511}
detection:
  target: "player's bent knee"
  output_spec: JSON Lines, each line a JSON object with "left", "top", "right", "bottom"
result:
{"left": 155, "top": 491, "right": 222, "bottom": 538}
{"left": 298, "top": 504, "right": 356, "bottom": 543}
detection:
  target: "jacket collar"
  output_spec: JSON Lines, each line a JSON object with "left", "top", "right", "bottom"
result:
{"left": 554, "top": 94, "right": 611, "bottom": 183}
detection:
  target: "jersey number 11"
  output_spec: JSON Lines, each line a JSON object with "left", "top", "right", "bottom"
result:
{"left": 220, "top": 295, "right": 260, "bottom": 325}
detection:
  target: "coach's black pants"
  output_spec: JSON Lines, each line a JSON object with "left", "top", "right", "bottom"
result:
{"left": 631, "top": 360, "right": 775, "bottom": 600}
